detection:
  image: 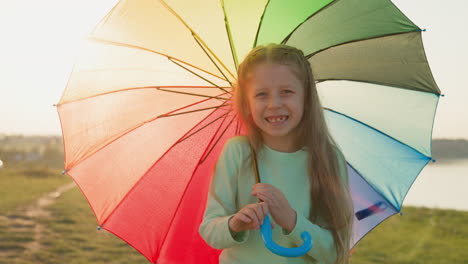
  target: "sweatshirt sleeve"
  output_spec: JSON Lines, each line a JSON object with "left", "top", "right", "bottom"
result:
{"left": 199, "top": 138, "right": 250, "bottom": 249}
{"left": 281, "top": 214, "right": 337, "bottom": 263}
{"left": 280, "top": 146, "right": 349, "bottom": 264}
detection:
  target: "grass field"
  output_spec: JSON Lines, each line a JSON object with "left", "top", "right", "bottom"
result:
{"left": 28, "top": 188, "right": 147, "bottom": 264}
{"left": 0, "top": 167, "right": 70, "bottom": 215}
{"left": 351, "top": 207, "right": 468, "bottom": 264}
{"left": 1, "top": 167, "right": 468, "bottom": 264}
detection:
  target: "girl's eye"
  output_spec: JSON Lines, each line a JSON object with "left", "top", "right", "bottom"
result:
{"left": 255, "top": 92, "right": 267, "bottom": 97}
{"left": 282, "top": 90, "right": 294, "bottom": 94}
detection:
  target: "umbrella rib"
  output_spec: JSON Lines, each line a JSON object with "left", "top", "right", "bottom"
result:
{"left": 398, "top": 156, "right": 432, "bottom": 211}
{"left": 323, "top": 107, "right": 432, "bottom": 160}
{"left": 156, "top": 87, "right": 229, "bottom": 100}
{"left": 87, "top": 36, "right": 227, "bottom": 82}
{"left": 89, "top": 0, "right": 122, "bottom": 35}
{"left": 154, "top": 86, "right": 225, "bottom": 89}
{"left": 168, "top": 58, "right": 229, "bottom": 93}
{"left": 57, "top": 86, "right": 229, "bottom": 106}
{"left": 350, "top": 207, "right": 397, "bottom": 248}
{"left": 191, "top": 33, "right": 236, "bottom": 81}
{"left": 280, "top": 0, "right": 364, "bottom": 45}
{"left": 159, "top": 0, "right": 236, "bottom": 80}
{"left": 99, "top": 226, "right": 153, "bottom": 263}
{"left": 315, "top": 78, "right": 440, "bottom": 95}
{"left": 199, "top": 112, "right": 238, "bottom": 164}
{"left": 221, "top": 0, "right": 239, "bottom": 71}
{"left": 346, "top": 161, "right": 399, "bottom": 214}
{"left": 277, "top": 2, "right": 426, "bottom": 60}
{"left": 252, "top": 0, "right": 271, "bottom": 47}
{"left": 305, "top": 30, "right": 425, "bottom": 59}
{"left": 158, "top": 105, "right": 228, "bottom": 118}
{"left": 235, "top": 115, "right": 242, "bottom": 134}
{"left": 412, "top": 30, "right": 440, "bottom": 94}
{"left": 427, "top": 92, "right": 442, "bottom": 163}
{"left": 254, "top": 0, "right": 337, "bottom": 46}
{"left": 155, "top": 90, "right": 230, "bottom": 118}
{"left": 176, "top": 110, "right": 231, "bottom": 144}
{"left": 190, "top": 35, "right": 234, "bottom": 88}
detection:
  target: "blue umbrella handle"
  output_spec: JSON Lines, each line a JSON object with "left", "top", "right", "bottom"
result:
{"left": 260, "top": 214, "right": 313, "bottom": 257}
{"left": 249, "top": 144, "right": 312, "bottom": 257}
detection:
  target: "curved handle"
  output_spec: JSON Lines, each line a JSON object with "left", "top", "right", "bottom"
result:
{"left": 260, "top": 214, "right": 313, "bottom": 257}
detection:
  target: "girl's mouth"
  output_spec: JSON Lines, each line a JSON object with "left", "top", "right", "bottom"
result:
{"left": 265, "top": 115, "right": 289, "bottom": 123}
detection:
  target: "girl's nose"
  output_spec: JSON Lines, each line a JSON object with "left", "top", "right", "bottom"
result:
{"left": 268, "top": 94, "right": 282, "bottom": 108}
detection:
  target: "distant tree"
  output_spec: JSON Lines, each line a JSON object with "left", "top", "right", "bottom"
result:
{"left": 0, "top": 148, "right": 23, "bottom": 162}
{"left": 432, "top": 139, "right": 468, "bottom": 160}
{"left": 42, "top": 145, "right": 64, "bottom": 169}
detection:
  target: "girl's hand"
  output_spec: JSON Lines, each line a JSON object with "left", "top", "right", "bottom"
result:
{"left": 251, "top": 183, "right": 297, "bottom": 232}
{"left": 229, "top": 202, "right": 272, "bottom": 233}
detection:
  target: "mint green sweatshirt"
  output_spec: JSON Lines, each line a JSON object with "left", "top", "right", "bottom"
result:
{"left": 199, "top": 136, "right": 348, "bottom": 264}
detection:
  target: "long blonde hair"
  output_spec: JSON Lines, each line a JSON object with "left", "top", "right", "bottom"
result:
{"left": 233, "top": 43, "right": 354, "bottom": 264}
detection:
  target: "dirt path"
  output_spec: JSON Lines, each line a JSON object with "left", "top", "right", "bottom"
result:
{"left": 0, "top": 182, "right": 76, "bottom": 259}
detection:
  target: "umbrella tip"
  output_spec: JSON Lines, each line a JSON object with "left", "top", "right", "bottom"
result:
{"left": 61, "top": 169, "right": 69, "bottom": 175}
{"left": 97, "top": 226, "right": 102, "bottom": 231}
{"left": 399, "top": 212, "right": 404, "bottom": 216}
{"left": 420, "top": 28, "right": 426, "bottom": 32}
{"left": 440, "top": 94, "right": 445, "bottom": 97}
{"left": 432, "top": 159, "right": 437, "bottom": 163}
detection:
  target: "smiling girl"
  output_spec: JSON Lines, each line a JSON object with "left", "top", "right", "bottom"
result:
{"left": 199, "top": 44, "right": 354, "bottom": 264}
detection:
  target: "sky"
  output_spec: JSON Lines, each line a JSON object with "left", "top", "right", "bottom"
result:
{"left": 0, "top": 0, "right": 467, "bottom": 139}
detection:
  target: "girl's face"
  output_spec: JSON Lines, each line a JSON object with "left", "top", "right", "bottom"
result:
{"left": 246, "top": 63, "right": 305, "bottom": 151}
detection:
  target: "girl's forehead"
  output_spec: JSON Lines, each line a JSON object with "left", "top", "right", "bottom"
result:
{"left": 244, "top": 63, "right": 303, "bottom": 85}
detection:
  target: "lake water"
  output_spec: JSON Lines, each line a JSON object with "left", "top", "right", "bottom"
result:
{"left": 402, "top": 159, "right": 468, "bottom": 211}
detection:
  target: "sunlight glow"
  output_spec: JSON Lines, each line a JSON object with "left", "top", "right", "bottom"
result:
{"left": 0, "top": 0, "right": 118, "bottom": 135}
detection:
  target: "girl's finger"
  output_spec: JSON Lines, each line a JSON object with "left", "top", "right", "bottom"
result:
{"left": 249, "top": 206, "right": 263, "bottom": 227}
{"left": 259, "top": 202, "right": 268, "bottom": 217}
{"left": 252, "top": 183, "right": 268, "bottom": 192}
{"left": 257, "top": 183, "right": 273, "bottom": 188}
{"left": 252, "top": 184, "right": 270, "bottom": 194}
{"left": 255, "top": 193, "right": 272, "bottom": 205}
{"left": 253, "top": 189, "right": 274, "bottom": 200}
{"left": 254, "top": 183, "right": 276, "bottom": 192}
{"left": 254, "top": 204, "right": 266, "bottom": 225}
{"left": 245, "top": 207, "right": 260, "bottom": 228}
{"left": 237, "top": 213, "right": 251, "bottom": 223}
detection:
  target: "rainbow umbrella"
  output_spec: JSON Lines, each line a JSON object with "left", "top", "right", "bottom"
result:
{"left": 58, "top": 0, "right": 440, "bottom": 263}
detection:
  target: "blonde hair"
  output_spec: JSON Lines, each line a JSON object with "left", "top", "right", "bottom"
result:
{"left": 233, "top": 43, "right": 354, "bottom": 264}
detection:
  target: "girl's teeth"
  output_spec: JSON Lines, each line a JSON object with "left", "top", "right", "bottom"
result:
{"left": 267, "top": 116, "right": 287, "bottom": 122}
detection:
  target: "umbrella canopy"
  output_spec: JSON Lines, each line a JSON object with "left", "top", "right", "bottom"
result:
{"left": 58, "top": 0, "right": 440, "bottom": 263}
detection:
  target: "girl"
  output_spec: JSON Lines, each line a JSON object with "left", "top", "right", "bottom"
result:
{"left": 199, "top": 44, "right": 354, "bottom": 264}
